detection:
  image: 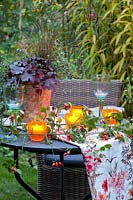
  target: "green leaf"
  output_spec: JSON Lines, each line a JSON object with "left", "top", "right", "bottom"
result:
{"left": 104, "top": 144, "right": 112, "bottom": 149}
{"left": 114, "top": 46, "right": 122, "bottom": 55}
{"left": 100, "top": 144, "right": 112, "bottom": 152}
{"left": 40, "top": 107, "right": 47, "bottom": 112}
{"left": 114, "top": 14, "right": 131, "bottom": 24}
{"left": 119, "top": 136, "right": 125, "bottom": 142}
{"left": 102, "top": 3, "right": 118, "bottom": 19}
{"left": 76, "top": 29, "right": 88, "bottom": 40}
{"left": 100, "top": 146, "right": 105, "bottom": 151}
{"left": 112, "top": 57, "right": 124, "bottom": 75}
{"left": 92, "top": 35, "right": 96, "bottom": 45}
{"left": 76, "top": 22, "right": 86, "bottom": 32}
{"left": 120, "top": 71, "right": 127, "bottom": 81}
{"left": 124, "top": 136, "right": 131, "bottom": 143}
{"left": 125, "top": 37, "right": 132, "bottom": 46}
{"left": 100, "top": 53, "right": 106, "bottom": 65}
{"left": 121, "top": 44, "right": 126, "bottom": 57}
{"left": 115, "top": 31, "right": 124, "bottom": 46}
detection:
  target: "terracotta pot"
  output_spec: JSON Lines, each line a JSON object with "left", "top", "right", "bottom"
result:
{"left": 22, "top": 85, "right": 51, "bottom": 122}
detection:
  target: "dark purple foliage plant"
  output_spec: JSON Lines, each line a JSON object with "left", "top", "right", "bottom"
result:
{"left": 6, "top": 56, "right": 58, "bottom": 94}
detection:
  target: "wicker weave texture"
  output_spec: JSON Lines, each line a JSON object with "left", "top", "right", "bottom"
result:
{"left": 51, "top": 80, "right": 121, "bottom": 108}
{"left": 37, "top": 79, "right": 121, "bottom": 200}
{"left": 37, "top": 154, "right": 89, "bottom": 200}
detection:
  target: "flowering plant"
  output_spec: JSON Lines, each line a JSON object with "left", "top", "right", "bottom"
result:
{"left": 0, "top": 103, "right": 133, "bottom": 144}
{"left": 5, "top": 56, "right": 58, "bottom": 94}
{"left": 0, "top": 103, "right": 133, "bottom": 177}
{"left": 33, "top": 103, "right": 133, "bottom": 144}
{"left": 38, "top": 103, "right": 98, "bottom": 144}
{"left": 0, "top": 110, "right": 25, "bottom": 137}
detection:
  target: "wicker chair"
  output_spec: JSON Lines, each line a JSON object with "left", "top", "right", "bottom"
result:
{"left": 37, "top": 79, "right": 121, "bottom": 200}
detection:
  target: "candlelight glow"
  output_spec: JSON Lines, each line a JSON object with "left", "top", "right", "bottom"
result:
{"left": 27, "top": 121, "right": 47, "bottom": 141}
{"left": 102, "top": 109, "right": 120, "bottom": 125}
{"left": 69, "top": 106, "right": 83, "bottom": 115}
{"left": 64, "top": 106, "right": 84, "bottom": 125}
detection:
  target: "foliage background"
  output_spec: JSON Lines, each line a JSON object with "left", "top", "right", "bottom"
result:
{"left": 0, "top": 0, "right": 132, "bottom": 116}
{"left": 0, "top": 1, "right": 132, "bottom": 199}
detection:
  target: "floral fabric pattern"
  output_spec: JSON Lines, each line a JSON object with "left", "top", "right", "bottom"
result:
{"left": 80, "top": 134, "right": 133, "bottom": 200}
{"left": 58, "top": 131, "right": 133, "bottom": 200}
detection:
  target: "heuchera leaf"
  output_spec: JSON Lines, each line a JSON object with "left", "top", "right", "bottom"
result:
{"left": 42, "top": 78, "right": 58, "bottom": 92}
{"left": 6, "top": 56, "right": 58, "bottom": 93}
{"left": 21, "top": 71, "right": 35, "bottom": 83}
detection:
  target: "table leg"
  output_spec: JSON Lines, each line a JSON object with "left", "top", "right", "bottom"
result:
{"left": 83, "top": 193, "right": 92, "bottom": 200}
{"left": 59, "top": 153, "right": 91, "bottom": 200}
{"left": 60, "top": 153, "right": 65, "bottom": 200}
{"left": 14, "top": 149, "right": 44, "bottom": 200}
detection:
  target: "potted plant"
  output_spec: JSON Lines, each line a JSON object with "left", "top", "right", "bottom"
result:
{"left": 5, "top": 56, "right": 59, "bottom": 122}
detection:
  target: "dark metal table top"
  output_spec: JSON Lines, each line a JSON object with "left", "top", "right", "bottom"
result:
{"left": 0, "top": 133, "right": 81, "bottom": 154}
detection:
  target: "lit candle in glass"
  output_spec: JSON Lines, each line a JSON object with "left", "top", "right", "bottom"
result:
{"left": 102, "top": 109, "right": 119, "bottom": 125}
{"left": 69, "top": 106, "right": 83, "bottom": 115}
{"left": 27, "top": 121, "right": 47, "bottom": 142}
{"left": 64, "top": 106, "right": 84, "bottom": 125}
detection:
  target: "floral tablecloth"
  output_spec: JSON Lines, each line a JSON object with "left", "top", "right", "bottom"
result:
{"left": 82, "top": 132, "right": 133, "bottom": 200}
{"left": 58, "top": 130, "right": 133, "bottom": 200}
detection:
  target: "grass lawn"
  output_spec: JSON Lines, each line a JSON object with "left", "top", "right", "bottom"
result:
{"left": 0, "top": 147, "right": 37, "bottom": 200}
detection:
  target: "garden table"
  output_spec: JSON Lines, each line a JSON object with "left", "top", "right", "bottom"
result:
{"left": 0, "top": 133, "right": 87, "bottom": 200}
{"left": 0, "top": 130, "right": 132, "bottom": 200}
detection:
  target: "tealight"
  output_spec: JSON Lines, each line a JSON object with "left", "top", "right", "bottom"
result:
{"left": 69, "top": 106, "right": 83, "bottom": 115}
{"left": 102, "top": 109, "right": 120, "bottom": 125}
{"left": 27, "top": 121, "right": 47, "bottom": 142}
{"left": 64, "top": 106, "right": 84, "bottom": 125}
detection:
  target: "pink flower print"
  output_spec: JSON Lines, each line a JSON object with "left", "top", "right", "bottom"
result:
{"left": 102, "top": 179, "right": 108, "bottom": 192}
{"left": 128, "top": 188, "right": 133, "bottom": 197}
{"left": 86, "top": 163, "right": 94, "bottom": 172}
{"left": 56, "top": 130, "right": 64, "bottom": 135}
{"left": 98, "top": 192, "right": 106, "bottom": 200}
{"left": 83, "top": 153, "right": 95, "bottom": 173}
{"left": 85, "top": 155, "right": 94, "bottom": 162}
{"left": 94, "top": 157, "right": 102, "bottom": 163}
{"left": 66, "top": 134, "right": 72, "bottom": 141}
{"left": 110, "top": 171, "right": 125, "bottom": 194}
{"left": 82, "top": 149, "right": 91, "bottom": 155}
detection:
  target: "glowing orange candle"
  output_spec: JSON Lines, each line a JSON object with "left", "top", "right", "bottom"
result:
{"left": 27, "top": 121, "right": 47, "bottom": 142}
{"left": 69, "top": 106, "right": 83, "bottom": 115}
{"left": 102, "top": 109, "right": 119, "bottom": 125}
{"left": 64, "top": 106, "right": 84, "bottom": 125}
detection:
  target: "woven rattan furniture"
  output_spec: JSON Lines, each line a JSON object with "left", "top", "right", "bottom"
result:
{"left": 37, "top": 79, "right": 122, "bottom": 200}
